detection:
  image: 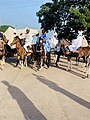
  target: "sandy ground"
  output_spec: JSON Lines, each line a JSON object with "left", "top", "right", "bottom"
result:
{"left": 0, "top": 57, "right": 90, "bottom": 120}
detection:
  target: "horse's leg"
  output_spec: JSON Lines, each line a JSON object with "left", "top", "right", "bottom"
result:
{"left": 67, "top": 56, "right": 72, "bottom": 70}
{"left": 86, "top": 55, "right": 90, "bottom": 78}
{"left": 83, "top": 56, "right": 86, "bottom": 67}
{"left": 55, "top": 51, "right": 60, "bottom": 66}
{"left": 39, "top": 52, "right": 44, "bottom": 70}
{"left": 76, "top": 56, "right": 79, "bottom": 65}
{"left": 15, "top": 55, "right": 20, "bottom": 67}
{"left": 39, "top": 54, "right": 43, "bottom": 70}
{"left": 46, "top": 52, "right": 50, "bottom": 68}
{"left": 2, "top": 55, "right": 5, "bottom": 65}
{"left": 24, "top": 55, "right": 27, "bottom": 67}
{"left": 20, "top": 55, "right": 25, "bottom": 69}
{"left": 1, "top": 56, "right": 5, "bottom": 70}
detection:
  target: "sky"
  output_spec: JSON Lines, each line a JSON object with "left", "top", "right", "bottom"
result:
{"left": 0, "top": 0, "right": 52, "bottom": 29}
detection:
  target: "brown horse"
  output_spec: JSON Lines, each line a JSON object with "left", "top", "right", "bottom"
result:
{"left": 3, "top": 35, "right": 17, "bottom": 58}
{"left": 11, "top": 36, "right": 30, "bottom": 69}
{"left": 0, "top": 40, "right": 5, "bottom": 70}
{"left": 78, "top": 47, "right": 90, "bottom": 77}
{"left": 55, "top": 38, "right": 87, "bottom": 70}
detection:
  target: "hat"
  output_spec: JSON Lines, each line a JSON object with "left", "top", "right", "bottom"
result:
{"left": 25, "top": 27, "right": 29, "bottom": 31}
{"left": 53, "top": 32, "right": 57, "bottom": 36}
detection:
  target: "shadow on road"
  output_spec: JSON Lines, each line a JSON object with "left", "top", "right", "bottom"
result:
{"left": 1, "top": 81, "right": 47, "bottom": 120}
{"left": 32, "top": 74, "right": 90, "bottom": 110}
{"left": 51, "top": 63, "right": 86, "bottom": 79}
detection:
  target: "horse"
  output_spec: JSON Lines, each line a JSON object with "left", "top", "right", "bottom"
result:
{"left": 0, "top": 40, "right": 5, "bottom": 70}
{"left": 32, "top": 38, "right": 45, "bottom": 70}
{"left": 11, "top": 36, "right": 32, "bottom": 69}
{"left": 32, "top": 37, "right": 50, "bottom": 71}
{"left": 54, "top": 38, "right": 87, "bottom": 70}
{"left": 78, "top": 46, "right": 90, "bottom": 77}
{"left": 3, "top": 35, "right": 17, "bottom": 58}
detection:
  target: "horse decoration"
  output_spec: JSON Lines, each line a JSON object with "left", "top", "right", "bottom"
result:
{"left": 0, "top": 40, "right": 5, "bottom": 70}
{"left": 11, "top": 36, "right": 32, "bottom": 69}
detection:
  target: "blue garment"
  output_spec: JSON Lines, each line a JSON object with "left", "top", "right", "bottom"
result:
{"left": 46, "top": 40, "right": 50, "bottom": 52}
{"left": 32, "top": 35, "right": 39, "bottom": 45}
{"left": 41, "top": 33, "right": 47, "bottom": 54}
{"left": 41, "top": 34, "right": 47, "bottom": 40}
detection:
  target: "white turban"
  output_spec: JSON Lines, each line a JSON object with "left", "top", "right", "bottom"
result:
{"left": 53, "top": 32, "right": 57, "bottom": 36}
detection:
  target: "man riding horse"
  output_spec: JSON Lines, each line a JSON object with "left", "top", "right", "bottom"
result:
{"left": 23, "top": 28, "right": 33, "bottom": 52}
{"left": 55, "top": 29, "right": 89, "bottom": 69}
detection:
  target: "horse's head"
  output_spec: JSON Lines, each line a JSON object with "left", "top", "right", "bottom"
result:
{"left": 11, "top": 36, "right": 20, "bottom": 46}
{"left": 3, "top": 35, "right": 9, "bottom": 43}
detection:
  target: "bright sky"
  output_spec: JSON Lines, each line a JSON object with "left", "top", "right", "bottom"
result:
{"left": 0, "top": 0, "right": 52, "bottom": 29}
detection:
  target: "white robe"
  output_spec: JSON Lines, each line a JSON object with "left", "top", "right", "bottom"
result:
{"left": 68, "top": 35, "right": 83, "bottom": 52}
{"left": 24, "top": 33, "right": 33, "bottom": 52}
{"left": 50, "top": 36, "right": 58, "bottom": 50}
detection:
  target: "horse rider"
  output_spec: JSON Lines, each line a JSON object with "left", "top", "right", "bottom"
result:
{"left": 24, "top": 28, "right": 33, "bottom": 52}
{"left": 68, "top": 29, "right": 88, "bottom": 53}
{"left": 50, "top": 32, "right": 58, "bottom": 52}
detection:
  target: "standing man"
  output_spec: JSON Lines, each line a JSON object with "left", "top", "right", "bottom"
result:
{"left": 32, "top": 33, "right": 39, "bottom": 52}
{"left": 40, "top": 28, "right": 51, "bottom": 68}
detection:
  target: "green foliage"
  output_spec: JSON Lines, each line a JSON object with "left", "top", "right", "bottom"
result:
{"left": 0, "top": 25, "right": 14, "bottom": 32}
{"left": 36, "top": 0, "right": 90, "bottom": 39}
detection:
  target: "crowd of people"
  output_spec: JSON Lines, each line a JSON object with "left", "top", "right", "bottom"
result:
{"left": 0, "top": 28, "right": 89, "bottom": 68}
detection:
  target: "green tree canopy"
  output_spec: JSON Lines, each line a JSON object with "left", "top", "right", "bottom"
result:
{"left": 36, "top": 0, "right": 90, "bottom": 39}
{"left": 0, "top": 25, "right": 14, "bottom": 33}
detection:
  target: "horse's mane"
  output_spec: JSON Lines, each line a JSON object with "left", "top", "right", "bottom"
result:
{"left": 14, "top": 35, "right": 20, "bottom": 40}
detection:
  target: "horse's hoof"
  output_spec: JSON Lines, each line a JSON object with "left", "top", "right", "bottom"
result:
{"left": 20, "top": 67, "right": 23, "bottom": 69}
{"left": 14, "top": 65, "right": 18, "bottom": 68}
{"left": 87, "top": 74, "right": 90, "bottom": 78}
{"left": 1, "top": 68, "right": 4, "bottom": 71}
{"left": 66, "top": 68, "right": 69, "bottom": 71}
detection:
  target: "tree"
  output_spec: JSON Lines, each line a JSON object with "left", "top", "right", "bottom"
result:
{"left": 0, "top": 25, "right": 14, "bottom": 32}
{"left": 36, "top": 0, "right": 90, "bottom": 39}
